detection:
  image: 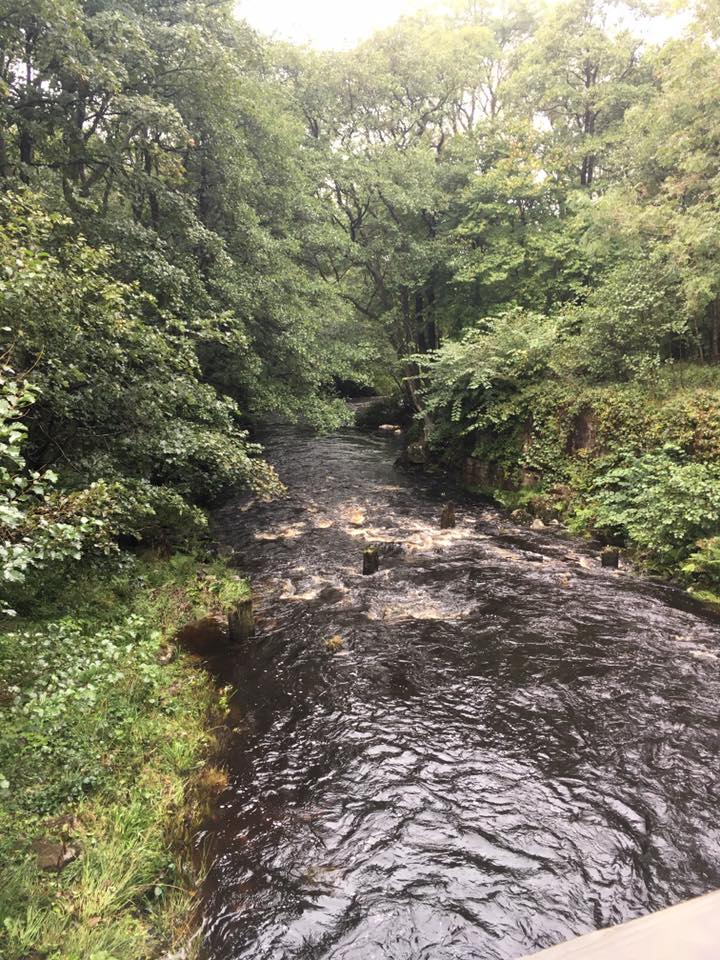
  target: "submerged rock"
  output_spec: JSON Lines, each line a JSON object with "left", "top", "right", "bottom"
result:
{"left": 377, "top": 541, "right": 405, "bottom": 558}
{"left": 521, "top": 551, "right": 544, "bottom": 562}
{"left": 317, "top": 585, "right": 345, "bottom": 604}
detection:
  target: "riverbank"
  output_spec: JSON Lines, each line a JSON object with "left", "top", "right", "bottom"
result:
{"left": 456, "top": 372, "right": 720, "bottom": 602}
{"left": 363, "top": 367, "right": 720, "bottom": 603}
{"left": 0, "top": 554, "right": 246, "bottom": 960}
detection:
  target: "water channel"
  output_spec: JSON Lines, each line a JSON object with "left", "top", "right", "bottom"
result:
{"left": 199, "top": 425, "right": 720, "bottom": 960}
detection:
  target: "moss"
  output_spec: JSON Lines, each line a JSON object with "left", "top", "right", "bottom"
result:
{"left": 324, "top": 634, "right": 344, "bottom": 651}
{"left": 215, "top": 577, "right": 251, "bottom": 609}
{"left": 0, "top": 554, "right": 243, "bottom": 960}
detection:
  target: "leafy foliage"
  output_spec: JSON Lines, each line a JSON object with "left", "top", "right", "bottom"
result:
{"left": 587, "top": 447, "right": 720, "bottom": 567}
{"left": 0, "top": 556, "right": 237, "bottom": 960}
{"left": 0, "top": 192, "right": 280, "bottom": 614}
{"left": 1, "top": 193, "right": 279, "bottom": 499}
{"left": 4, "top": 0, "right": 720, "bottom": 954}
{"left": 420, "top": 309, "right": 557, "bottom": 427}
{"left": 0, "top": 372, "right": 115, "bottom": 615}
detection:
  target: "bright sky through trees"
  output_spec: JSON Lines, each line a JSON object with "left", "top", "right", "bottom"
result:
{"left": 236, "top": 0, "right": 688, "bottom": 48}
{"left": 236, "top": 0, "right": 424, "bottom": 47}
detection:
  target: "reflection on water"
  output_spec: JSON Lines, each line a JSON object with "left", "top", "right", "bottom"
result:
{"left": 199, "top": 426, "right": 720, "bottom": 960}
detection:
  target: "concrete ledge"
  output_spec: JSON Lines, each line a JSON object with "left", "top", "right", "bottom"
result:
{"left": 520, "top": 890, "right": 720, "bottom": 960}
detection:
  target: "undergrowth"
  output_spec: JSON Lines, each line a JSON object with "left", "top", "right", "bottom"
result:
{"left": 438, "top": 372, "right": 720, "bottom": 596}
{"left": 0, "top": 554, "right": 242, "bottom": 960}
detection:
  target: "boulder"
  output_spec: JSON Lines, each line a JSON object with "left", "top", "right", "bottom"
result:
{"left": 463, "top": 457, "right": 512, "bottom": 490}
{"left": 530, "top": 518, "right": 546, "bottom": 530}
{"left": 440, "top": 501, "right": 456, "bottom": 529}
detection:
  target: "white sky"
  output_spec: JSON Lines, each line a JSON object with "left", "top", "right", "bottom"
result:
{"left": 236, "top": 0, "right": 427, "bottom": 48}
{"left": 235, "top": 0, "right": 690, "bottom": 49}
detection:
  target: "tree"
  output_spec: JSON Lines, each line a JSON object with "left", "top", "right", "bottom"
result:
{"left": 510, "top": 0, "right": 646, "bottom": 188}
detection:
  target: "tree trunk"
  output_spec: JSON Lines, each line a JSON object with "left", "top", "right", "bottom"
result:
{"left": 711, "top": 296, "right": 720, "bottom": 363}
{"left": 0, "top": 131, "right": 9, "bottom": 182}
{"left": 415, "top": 291, "right": 426, "bottom": 351}
{"left": 580, "top": 104, "right": 596, "bottom": 187}
{"left": 693, "top": 314, "right": 706, "bottom": 363}
{"left": 144, "top": 142, "right": 159, "bottom": 229}
{"left": 426, "top": 286, "right": 438, "bottom": 350}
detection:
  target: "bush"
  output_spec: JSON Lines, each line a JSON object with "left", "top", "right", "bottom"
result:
{"left": 555, "top": 257, "right": 686, "bottom": 383}
{"left": 421, "top": 307, "right": 557, "bottom": 435}
{"left": 0, "top": 192, "right": 281, "bottom": 507}
{"left": 586, "top": 446, "right": 720, "bottom": 568}
{"left": 0, "top": 369, "right": 216, "bottom": 616}
{"left": 682, "top": 537, "right": 720, "bottom": 590}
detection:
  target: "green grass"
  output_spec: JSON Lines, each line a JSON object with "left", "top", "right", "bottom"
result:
{"left": 0, "top": 554, "right": 243, "bottom": 960}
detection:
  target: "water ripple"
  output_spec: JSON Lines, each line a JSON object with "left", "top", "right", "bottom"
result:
{"left": 200, "top": 426, "right": 720, "bottom": 960}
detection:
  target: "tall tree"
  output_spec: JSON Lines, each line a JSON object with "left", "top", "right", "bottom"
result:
{"left": 510, "top": 0, "right": 646, "bottom": 188}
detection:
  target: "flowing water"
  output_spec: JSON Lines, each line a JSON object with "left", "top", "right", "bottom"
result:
{"left": 199, "top": 425, "right": 720, "bottom": 960}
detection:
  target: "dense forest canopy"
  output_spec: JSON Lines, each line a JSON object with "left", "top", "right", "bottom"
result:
{"left": 3, "top": 0, "right": 720, "bottom": 610}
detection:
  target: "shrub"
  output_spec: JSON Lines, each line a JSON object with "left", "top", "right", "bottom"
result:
{"left": 587, "top": 446, "right": 720, "bottom": 568}
{"left": 682, "top": 537, "right": 720, "bottom": 590}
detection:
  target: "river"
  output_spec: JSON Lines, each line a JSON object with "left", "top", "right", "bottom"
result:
{"left": 198, "top": 425, "right": 720, "bottom": 960}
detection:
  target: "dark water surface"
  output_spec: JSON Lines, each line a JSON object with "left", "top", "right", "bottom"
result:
{"left": 200, "top": 426, "right": 720, "bottom": 960}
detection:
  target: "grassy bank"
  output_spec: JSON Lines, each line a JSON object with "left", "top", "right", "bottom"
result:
{"left": 431, "top": 366, "right": 720, "bottom": 598}
{"left": 0, "top": 554, "right": 245, "bottom": 960}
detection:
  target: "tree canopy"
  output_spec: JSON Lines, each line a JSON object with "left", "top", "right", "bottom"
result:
{"left": 3, "top": 0, "right": 720, "bottom": 605}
